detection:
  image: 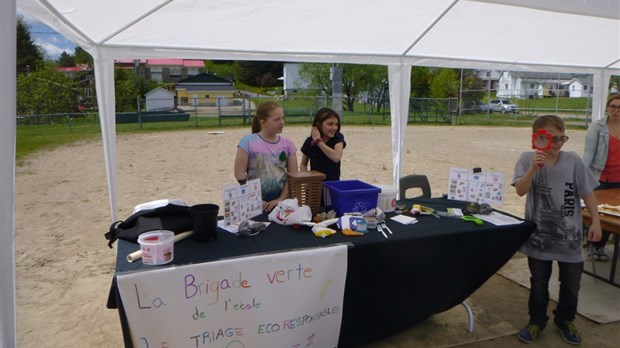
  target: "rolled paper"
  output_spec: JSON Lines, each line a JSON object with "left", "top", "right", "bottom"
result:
{"left": 127, "top": 230, "right": 194, "bottom": 262}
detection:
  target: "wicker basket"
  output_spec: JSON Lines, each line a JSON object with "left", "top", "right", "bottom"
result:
{"left": 287, "top": 171, "right": 326, "bottom": 215}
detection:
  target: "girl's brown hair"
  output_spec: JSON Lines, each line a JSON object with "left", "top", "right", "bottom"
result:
{"left": 251, "top": 101, "right": 281, "bottom": 133}
{"left": 312, "top": 107, "right": 341, "bottom": 137}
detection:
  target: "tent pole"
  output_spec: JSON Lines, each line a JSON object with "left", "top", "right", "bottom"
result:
{"left": 1, "top": 0, "right": 17, "bottom": 346}
{"left": 93, "top": 54, "right": 119, "bottom": 222}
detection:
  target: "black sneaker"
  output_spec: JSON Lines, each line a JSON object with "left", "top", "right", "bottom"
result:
{"left": 596, "top": 247, "right": 610, "bottom": 261}
{"left": 587, "top": 247, "right": 600, "bottom": 261}
{"left": 556, "top": 320, "right": 582, "bottom": 346}
{"left": 518, "top": 324, "right": 541, "bottom": 344}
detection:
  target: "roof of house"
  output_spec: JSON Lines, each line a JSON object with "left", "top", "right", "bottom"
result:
{"left": 54, "top": 64, "right": 91, "bottom": 72}
{"left": 145, "top": 87, "right": 175, "bottom": 96}
{"left": 176, "top": 73, "right": 232, "bottom": 84}
{"left": 113, "top": 59, "right": 204, "bottom": 68}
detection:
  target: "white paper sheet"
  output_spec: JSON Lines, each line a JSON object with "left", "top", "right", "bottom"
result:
{"left": 473, "top": 212, "right": 523, "bottom": 226}
{"left": 390, "top": 214, "right": 418, "bottom": 225}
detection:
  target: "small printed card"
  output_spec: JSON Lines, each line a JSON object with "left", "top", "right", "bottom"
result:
{"left": 448, "top": 167, "right": 504, "bottom": 205}
{"left": 222, "top": 179, "right": 262, "bottom": 226}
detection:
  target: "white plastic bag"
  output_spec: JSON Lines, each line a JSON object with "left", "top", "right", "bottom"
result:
{"left": 268, "top": 198, "right": 312, "bottom": 225}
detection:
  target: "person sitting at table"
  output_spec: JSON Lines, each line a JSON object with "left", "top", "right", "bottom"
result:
{"left": 513, "top": 115, "right": 601, "bottom": 346}
{"left": 299, "top": 107, "right": 346, "bottom": 181}
{"left": 234, "top": 101, "right": 298, "bottom": 212}
{"left": 583, "top": 93, "right": 620, "bottom": 261}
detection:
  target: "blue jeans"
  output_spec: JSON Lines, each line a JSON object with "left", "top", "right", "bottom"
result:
{"left": 527, "top": 257, "right": 583, "bottom": 328}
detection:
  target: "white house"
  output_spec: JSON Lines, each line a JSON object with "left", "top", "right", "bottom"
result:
{"left": 563, "top": 78, "right": 592, "bottom": 98}
{"left": 283, "top": 63, "right": 310, "bottom": 95}
{"left": 497, "top": 71, "right": 592, "bottom": 99}
{"left": 145, "top": 87, "right": 175, "bottom": 111}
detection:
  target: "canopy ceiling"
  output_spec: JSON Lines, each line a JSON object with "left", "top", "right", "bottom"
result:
{"left": 17, "top": 0, "right": 620, "bottom": 72}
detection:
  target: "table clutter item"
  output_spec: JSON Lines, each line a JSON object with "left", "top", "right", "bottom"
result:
{"left": 465, "top": 202, "right": 494, "bottom": 214}
{"left": 337, "top": 215, "right": 367, "bottom": 236}
{"left": 287, "top": 170, "right": 326, "bottom": 216}
{"left": 364, "top": 216, "right": 378, "bottom": 229}
{"left": 390, "top": 214, "right": 418, "bottom": 225}
{"left": 312, "top": 210, "right": 337, "bottom": 223}
{"left": 598, "top": 204, "right": 620, "bottom": 217}
{"left": 137, "top": 230, "right": 175, "bottom": 265}
{"left": 376, "top": 184, "right": 398, "bottom": 213}
{"left": 461, "top": 215, "right": 484, "bottom": 225}
{"left": 236, "top": 221, "right": 267, "bottom": 237}
{"left": 189, "top": 204, "right": 219, "bottom": 242}
{"left": 127, "top": 230, "right": 193, "bottom": 262}
{"left": 267, "top": 198, "right": 312, "bottom": 225}
{"left": 312, "top": 225, "right": 337, "bottom": 238}
{"left": 323, "top": 180, "right": 381, "bottom": 216}
{"left": 395, "top": 202, "right": 408, "bottom": 214}
{"left": 104, "top": 199, "right": 193, "bottom": 248}
{"left": 376, "top": 212, "right": 393, "bottom": 234}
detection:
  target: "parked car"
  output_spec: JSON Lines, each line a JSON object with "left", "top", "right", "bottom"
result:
{"left": 487, "top": 99, "right": 518, "bottom": 114}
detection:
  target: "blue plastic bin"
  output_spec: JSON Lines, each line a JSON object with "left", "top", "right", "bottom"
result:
{"left": 323, "top": 180, "right": 381, "bottom": 216}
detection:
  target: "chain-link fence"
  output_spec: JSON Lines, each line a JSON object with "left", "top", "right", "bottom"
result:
{"left": 16, "top": 93, "right": 593, "bottom": 132}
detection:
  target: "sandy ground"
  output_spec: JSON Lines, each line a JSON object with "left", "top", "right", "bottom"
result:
{"left": 14, "top": 124, "right": 619, "bottom": 347}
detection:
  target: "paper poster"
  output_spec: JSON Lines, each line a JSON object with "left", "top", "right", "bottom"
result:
{"left": 447, "top": 167, "right": 504, "bottom": 205}
{"left": 116, "top": 245, "right": 348, "bottom": 348}
{"left": 222, "top": 179, "right": 262, "bottom": 226}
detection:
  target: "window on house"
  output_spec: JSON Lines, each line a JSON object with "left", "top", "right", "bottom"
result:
{"left": 187, "top": 68, "right": 199, "bottom": 76}
{"left": 181, "top": 97, "right": 188, "bottom": 104}
{"left": 583, "top": 85, "right": 587, "bottom": 90}
{"left": 204, "top": 95, "right": 210, "bottom": 99}
{"left": 169, "top": 67, "right": 181, "bottom": 76}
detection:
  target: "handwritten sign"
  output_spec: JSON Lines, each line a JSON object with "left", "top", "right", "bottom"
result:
{"left": 447, "top": 167, "right": 504, "bottom": 205}
{"left": 222, "top": 179, "right": 262, "bottom": 226}
{"left": 116, "top": 245, "right": 348, "bottom": 348}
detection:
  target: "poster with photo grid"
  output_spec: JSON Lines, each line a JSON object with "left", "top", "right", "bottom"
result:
{"left": 222, "top": 179, "right": 262, "bottom": 226}
{"left": 447, "top": 167, "right": 504, "bottom": 205}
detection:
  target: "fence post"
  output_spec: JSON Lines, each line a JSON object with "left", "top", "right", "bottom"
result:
{"left": 137, "top": 97, "right": 143, "bottom": 130}
{"left": 66, "top": 113, "right": 72, "bottom": 133}
{"left": 194, "top": 97, "right": 198, "bottom": 127}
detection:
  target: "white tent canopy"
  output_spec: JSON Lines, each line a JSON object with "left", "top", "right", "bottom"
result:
{"left": 3, "top": 0, "right": 620, "bottom": 345}
{"left": 14, "top": 0, "right": 620, "bottom": 220}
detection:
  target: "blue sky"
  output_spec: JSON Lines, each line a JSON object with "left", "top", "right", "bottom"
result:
{"left": 17, "top": 8, "right": 76, "bottom": 60}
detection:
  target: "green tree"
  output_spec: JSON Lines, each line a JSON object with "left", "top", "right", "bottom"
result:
{"left": 114, "top": 69, "right": 160, "bottom": 112}
{"left": 234, "top": 61, "right": 283, "bottom": 87}
{"left": 299, "top": 63, "right": 387, "bottom": 111}
{"left": 205, "top": 60, "right": 234, "bottom": 81}
{"left": 73, "top": 47, "right": 93, "bottom": 66}
{"left": 430, "top": 68, "right": 459, "bottom": 99}
{"left": 56, "top": 51, "right": 75, "bottom": 67}
{"left": 460, "top": 70, "right": 486, "bottom": 112}
{"left": 299, "top": 63, "right": 332, "bottom": 95}
{"left": 16, "top": 16, "right": 44, "bottom": 74}
{"left": 411, "top": 67, "right": 432, "bottom": 98}
{"left": 17, "top": 67, "right": 77, "bottom": 114}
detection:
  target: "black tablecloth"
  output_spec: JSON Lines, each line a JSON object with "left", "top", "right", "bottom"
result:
{"left": 107, "top": 198, "right": 535, "bottom": 347}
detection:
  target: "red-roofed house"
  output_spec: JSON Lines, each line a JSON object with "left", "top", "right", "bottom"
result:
{"left": 114, "top": 59, "right": 205, "bottom": 83}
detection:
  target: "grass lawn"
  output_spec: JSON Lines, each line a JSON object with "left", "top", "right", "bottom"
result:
{"left": 16, "top": 102, "right": 591, "bottom": 162}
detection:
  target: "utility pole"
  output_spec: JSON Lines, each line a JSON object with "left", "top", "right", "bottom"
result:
{"left": 330, "top": 65, "right": 343, "bottom": 120}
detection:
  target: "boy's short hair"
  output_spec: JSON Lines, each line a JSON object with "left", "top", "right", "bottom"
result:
{"left": 532, "top": 115, "right": 565, "bottom": 132}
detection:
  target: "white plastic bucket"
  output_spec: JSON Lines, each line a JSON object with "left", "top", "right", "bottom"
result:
{"left": 376, "top": 185, "right": 398, "bottom": 213}
{"left": 138, "top": 230, "right": 175, "bottom": 265}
